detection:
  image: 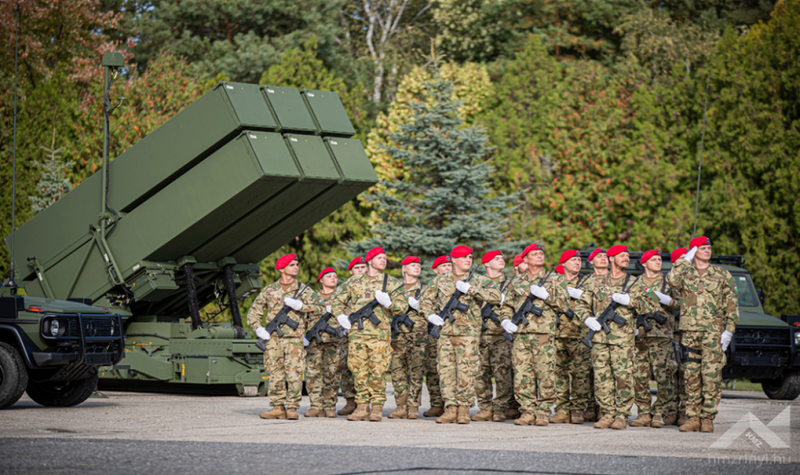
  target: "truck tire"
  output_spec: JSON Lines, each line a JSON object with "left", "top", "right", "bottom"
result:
{"left": 0, "top": 342, "right": 29, "bottom": 409}
{"left": 26, "top": 372, "right": 98, "bottom": 407}
{"left": 762, "top": 369, "right": 800, "bottom": 401}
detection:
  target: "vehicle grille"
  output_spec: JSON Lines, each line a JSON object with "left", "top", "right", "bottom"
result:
{"left": 735, "top": 328, "right": 790, "bottom": 347}
{"left": 66, "top": 317, "right": 116, "bottom": 338}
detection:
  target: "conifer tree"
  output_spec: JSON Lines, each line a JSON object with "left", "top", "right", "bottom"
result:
{"left": 29, "top": 129, "right": 74, "bottom": 215}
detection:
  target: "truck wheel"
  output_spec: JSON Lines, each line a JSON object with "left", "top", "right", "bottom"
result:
{"left": 0, "top": 342, "right": 29, "bottom": 409}
{"left": 26, "top": 372, "right": 99, "bottom": 407}
{"left": 762, "top": 369, "right": 800, "bottom": 400}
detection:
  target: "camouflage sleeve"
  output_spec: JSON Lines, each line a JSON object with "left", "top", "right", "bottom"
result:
{"left": 543, "top": 274, "right": 570, "bottom": 314}
{"left": 576, "top": 280, "right": 596, "bottom": 323}
{"left": 666, "top": 258, "right": 690, "bottom": 292}
{"left": 498, "top": 279, "right": 527, "bottom": 320}
{"left": 302, "top": 290, "right": 326, "bottom": 319}
{"left": 723, "top": 271, "right": 740, "bottom": 333}
{"left": 330, "top": 279, "right": 353, "bottom": 317}
{"left": 472, "top": 276, "right": 501, "bottom": 306}
{"left": 629, "top": 281, "right": 661, "bottom": 315}
{"left": 246, "top": 288, "right": 269, "bottom": 329}
{"left": 388, "top": 276, "right": 407, "bottom": 314}
{"left": 419, "top": 276, "right": 441, "bottom": 317}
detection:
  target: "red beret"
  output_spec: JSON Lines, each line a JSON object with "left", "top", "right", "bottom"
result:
{"left": 275, "top": 253, "right": 297, "bottom": 270}
{"left": 432, "top": 255, "right": 452, "bottom": 269}
{"left": 317, "top": 266, "right": 336, "bottom": 282}
{"left": 482, "top": 250, "right": 501, "bottom": 264}
{"left": 588, "top": 248, "right": 605, "bottom": 262}
{"left": 641, "top": 249, "right": 660, "bottom": 264}
{"left": 365, "top": 247, "right": 386, "bottom": 262}
{"left": 513, "top": 254, "right": 524, "bottom": 267}
{"left": 450, "top": 245, "right": 473, "bottom": 258}
{"left": 670, "top": 248, "right": 687, "bottom": 264}
{"left": 559, "top": 249, "right": 580, "bottom": 264}
{"left": 690, "top": 236, "right": 711, "bottom": 249}
{"left": 347, "top": 256, "right": 364, "bottom": 271}
{"left": 607, "top": 245, "right": 628, "bottom": 257}
{"left": 555, "top": 265, "right": 564, "bottom": 275}
{"left": 401, "top": 256, "right": 420, "bottom": 266}
{"left": 521, "top": 243, "right": 544, "bottom": 258}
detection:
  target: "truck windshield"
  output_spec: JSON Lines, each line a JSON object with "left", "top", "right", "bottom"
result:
{"left": 732, "top": 273, "right": 759, "bottom": 308}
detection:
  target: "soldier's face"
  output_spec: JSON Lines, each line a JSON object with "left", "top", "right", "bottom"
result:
{"left": 525, "top": 250, "right": 545, "bottom": 267}
{"left": 282, "top": 260, "right": 299, "bottom": 278}
{"left": 404, "top": 263, "right": 421, "bottom": 278}
{"left": 591, "top": 253, "right": 608, "bottom": 270}
{"left": 486, "top": 255, "right": 505, "bottom": 272}
{"left": 565, "top": 256, "right": 581, "bottom": 274}
{"left": 350, "top": 263, "right": 367, "bottom": 276}
{"left": 321, "top": 272, "right": 338, "bottom": 289}
{"left": 697, "top": 244, "right": 712, "bottom": 260}
{"left": 611, "top": 253, "right": 629, "bottom": 269}
{"left": 452, "top": 255, "right": 472, "bottom": 273}
{"left": 644, "top": 255, "right": 662, "bottom": 272}
{"left": 435, "top": 263, "right": 452, "bottom": 275}
{"left": 369, "top": 254, "right": 387, "bottom": 271}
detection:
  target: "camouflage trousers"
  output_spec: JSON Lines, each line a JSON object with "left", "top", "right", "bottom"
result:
{"left": 513, "top": 333, "right": 556, "bottom": 416}
{"left": 338, "top": 337, "right": 356, "bottom": 399}
{"left": 306, "top": 341, "right": 339, "bottom": 410}
{"left": 425, "top": 336, "right": 443, "bottom": 407}
{"left": 390, "top": 334, "right": 426, "bottom": 407}
{"left": 592, "top": 342, "right": 634, "bottom": 420}
{"left": 348, "top": 335, "right": 392, "bottom": 405}
{"left": 475, "top": 334, "right": 514, "bottom": 412}
{"left": 682, "top": 331, "right": 725, "bottom": 419}
{"left": 633, "top": 338, "right": 676, "bottom": 417}
{"left": 438, "top": 335, "right": 479, "bottom": 408}
{"left": 553, "top": 337, "right": 593, "bottom": 415}
{"left": 264, "top": 336, "right": 305, "bottom": 409}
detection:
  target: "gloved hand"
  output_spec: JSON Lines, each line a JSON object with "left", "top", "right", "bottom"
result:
{"left": 325, "top": 305, "right": 331, "bottom": 313}
{"left": 456, "top": 280, "right": 471, "bottom": 294}
{"left": 635, "top": 329, "right": 639, "bottom": 336}
{"left": 530, "top": 285, "right": 550, "bottom": 301}
{"left": 568, "top": 287, "right": 583, "bottom": 300}
{"left": 427, "top": 314, "right": 444, "bottom": 326}
{"left": 337, "top": 314, "right": 352, "bottom": 330}
{"left": 500, "top": 293, "right": 505, "bottom": 306}
{"left": 303, "top": 337, "right": 310, "bottom": 347}
{"left": 684, "top": 246, "right": 698, "bottom": 263}
{"left": 612, "top": 293, "right": 630, "bottom": 306}
{"left": 255, "top": 327, "right": 270, "bottom": 341}
{"left": 720, "top": 330, "right": 733, "bottom": 351}
{"left": 501, "top": 319, "right": 518, "bottom": 333}
{"left": 375, "top": 290, "right": 392, "bottom": 308}
{"left": 408, "top": 297, "right": 419, "bottom": 310}
{"left": 654, "top": 291, "right": 673, "bottom": 306}
{"left": 585, "top": 317, "right": 602, "bottom": 332}
{"left": 284, "top": 297, "right": 303, "bottom": 311}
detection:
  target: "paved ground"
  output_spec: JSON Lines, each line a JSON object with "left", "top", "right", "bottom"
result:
{"left": 1, "top": 384, "right": 798, "bottom": 474}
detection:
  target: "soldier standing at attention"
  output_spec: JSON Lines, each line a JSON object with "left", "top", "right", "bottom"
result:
{"left": 500, "top": 243, "right": 570, "bottom": 426}
{"left": 423, "top": 245, "right": 501, "bottom": 424}
{"left": 337, "top": 256, "right": 366, "bottom": 416}
{"left": 305, "top": 267, "right": 343, "bottom": 418}
{"left": 582, "top": 246, "right": 607, "bottom": 422}
{"left": 473, "top": 250, "right": 515, "bottom": 422}
{"left": 333, "top": 248, "right": 404, "bottom": 422}
{"left": 667, "top": 237, "right": 738, "bottom": 433}
{"left": 577, "top": 245, "right": 660, "bottom": 430}
{"left": 588, "top": 248, "right": 609, "bottom": 277}
{"left": 422, "top": 255, "right": 451, "bottom": 418}
{"left": 628, "top": 250, "right": 679, "bottom": 428}
{"left": 669, "top": 248, "right": 688, "bottom": 426}
{"left": 388, "top": 256, "right": 427, "bottom": 420}
{"left": 250, "top": 254, "right": 324, "bottom": 420}
{"left": 551, "top": 250, "right": 594, "bottom": 425}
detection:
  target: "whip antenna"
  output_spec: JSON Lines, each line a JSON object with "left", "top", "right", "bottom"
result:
{"left": 692, "top": 71, "right": 710, "bottom": 237}
{"left": 5, "top": 0, "right": 20, "bottom": 291}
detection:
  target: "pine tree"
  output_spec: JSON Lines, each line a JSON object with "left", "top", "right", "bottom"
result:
{"left": 29, "top": 129, "right": 74, "bottom": 215}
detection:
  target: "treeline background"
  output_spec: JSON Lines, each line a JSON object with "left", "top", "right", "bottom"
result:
{"left": 1, "top": 0, "right": 798, "bottom": 317}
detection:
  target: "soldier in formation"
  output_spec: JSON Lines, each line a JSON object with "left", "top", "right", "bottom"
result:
{"left": 422, "top": 255, "right": 451, "bottom": 418}
{"left": 304, "top": 266, "right": 341, "bottom": 418}
{"left": 336, "top": 257, "right": 365, "bottom": 416}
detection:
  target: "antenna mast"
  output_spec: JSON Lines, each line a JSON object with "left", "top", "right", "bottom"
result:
{"left": 692, "top": 71, "right": 711, "bottom": 237}
{"left": 5, "top": 0, "right": 20, "bottom": 292}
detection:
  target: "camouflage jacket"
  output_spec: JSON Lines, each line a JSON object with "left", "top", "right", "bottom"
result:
{"left": 392, "top": 281, "right": 428, "bottom": 341}
{"left": 313, "top": 289, "right": 342, "bottom": 344}
{"left": 246, "top": 280, "right": 325, "bottom": 338}
{"left": 419, "top": 271, "right": 502, "bottom": 338}
{"left": 576, "top": 273, "right": 660, "bottom": 346}
{"left": 666, "top": 259, "right": 739, "bottom": 333}
{"left": 499, "top": 268, "right": 570, "bottom": 335}
{"left": 330, "top": 272, "right": 405, "bottom": 340}
{"left": 482, "top": 273, "right": 512, "bottom": 335}
{"left": 557, "top": 273, "right": 596, "bottom": 339}
{"left": 631, "top": 274, "right": 677, "bottom": 340}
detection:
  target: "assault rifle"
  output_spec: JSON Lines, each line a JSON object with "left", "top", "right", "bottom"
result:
{"left": 581, "top": 275, "right": 640, "bottom": 349}
{"left": 305, "top": 312, "right": 346, "bottom": 345}
{"left": 429, "top": 266, "right": 478, "bottom": 339}
{"left": 560, "top": 273, "right": 591, "bottom": 321}
{"left": 636, "top": 311, "right": 668, "bottom": 332}
{"left": 503, "top": 270, "right": 554, "bottom": 342}
{"left": 256, "top": 281, "right": 310, "bottom": 351}
{"left": 348, "top": 274, "right": 404, "bottom": 330}
{"left": 391, "top": 288, "right": 420, "bottom": 335}
{"left": 481, "top": 276, "right": 515, "bottom": 331}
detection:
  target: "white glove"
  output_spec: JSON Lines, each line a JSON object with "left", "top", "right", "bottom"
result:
{"left": 530, "top": 285, "right": 550, "bottom": 301}
{"left": 255, "top": 327, "right": 270, "bottom": 341}
{"left": 303, "top": 337, "right": 310, "bottom": 347}
{"left": 456, "top": 280, "right": 471, "bottom": 294}
{"left": 500, "top": 293, "right": 505, "bottom": 306}
{"left": 684, "top": 247, "right": 698, "bottom": 263}
{"left": 654, "top": 291, "right": 673, "bottom": 306}
{"left": 612, "top": 293, "right": 630, "bottom": 306}
{"left": 325, "top": 305, "right": 331, "bottom": 313}
{"left": 720, "top": 330, "right": 733, "bottom": 351}
{"left": 427, "top": 314, "right": 444, "bottom": 326}
{"left": 501, "top": 319, "right": 518, "bottom": 333}
{"left": 408, "top": 297, "right": 419, "bottom": 310}
{"left": 337, "top": 314, "right": 352, "bottom": 330}
{"left": 284, "top": 297, "right": 303, "bottom": 311}
{"left": 375, "top": 290, "right": 392, "bottom": 308}
{"left": 568, "top": 287, "right": 583, "bottom": 300}
{"left": 635, "top": 329, "right": 639, "bottom": 336}
{"left": 585, "top": 317, "right": 601, "bottom": 332}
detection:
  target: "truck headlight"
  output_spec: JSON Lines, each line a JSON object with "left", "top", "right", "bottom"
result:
{"left": 49, "top": 319, "right": 60, "bottom": 336}
{"left": 794, "top": 331, "right": 800, "bottom": 346}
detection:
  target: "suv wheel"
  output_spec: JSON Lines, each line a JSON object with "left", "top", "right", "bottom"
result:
{"left": 762, "top": 369, "right": 800, "bottom": 400}
{"left": 26, "top": 372, "right": 99, "bottom": 407}
{"left": 0, "top": 341, "right": 29, "bottom": 409}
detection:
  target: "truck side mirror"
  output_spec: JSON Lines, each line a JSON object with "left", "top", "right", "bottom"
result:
{"left": 756, "top": 287, "right": 765, "bottom": 307}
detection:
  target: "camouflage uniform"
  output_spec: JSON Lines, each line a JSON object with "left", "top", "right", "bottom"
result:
{"left": 630, "top": 274, "right": 678, "bottom": 418}
{"left": 331, "top": 273, "right": 405, "bottom": 405}
{"left": 390, "top": 282, "right": 428, "bottom": 408}
{"left": 475, "top": 273, "right": 515, "bottom": 413}
{"left": 576, "top": 274, "right": 660, "bottom": 420}
{"left": 420, "top": 271, "right": 501, "bottom": 409}
{"left": 338, "top": 339, "right": 356, "bottom": 399}
{"left": 247, "top": 281, "right": 324, "bottom": 409}
{"left": 553, "top": 273, "right": 595, "bottom": 417}
{"left": 424, "top": 337, "right": 443, "bottom": 407}
{"left": 666, "top": 259, "right": 739, "bottom": 420}
{"left": 499, "top": 269, "right": 570, "bottom": 416}
{"left": 306, "top": 291, "right": 344, "bottom": 411}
